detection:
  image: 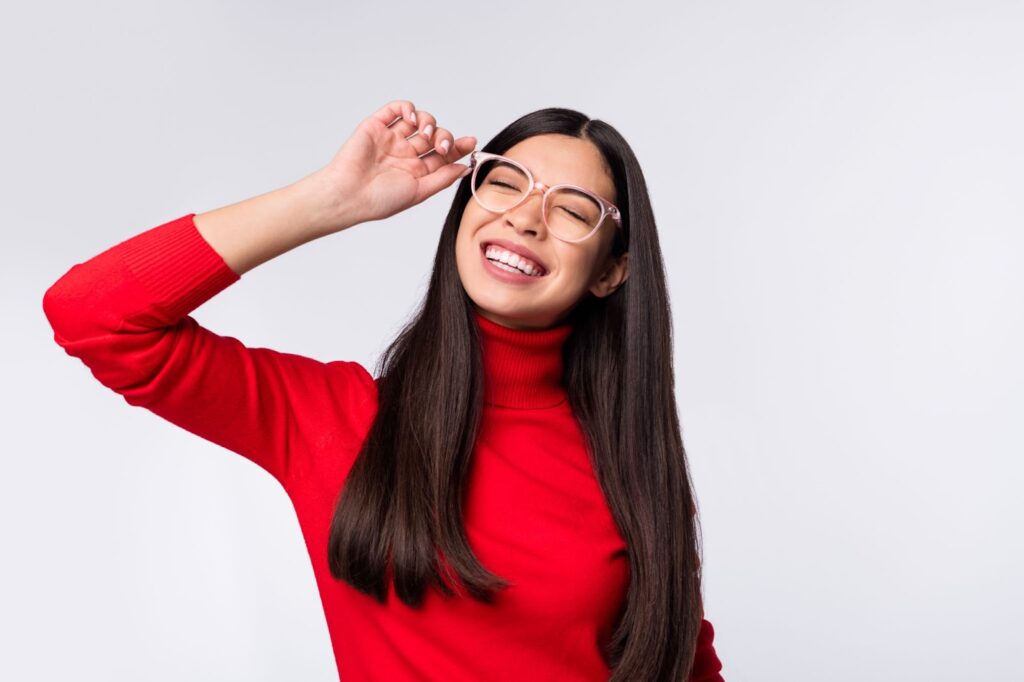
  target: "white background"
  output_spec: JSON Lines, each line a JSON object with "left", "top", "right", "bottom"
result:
{"left": 3, "top": 1, "right": 1021, "bottom": 680}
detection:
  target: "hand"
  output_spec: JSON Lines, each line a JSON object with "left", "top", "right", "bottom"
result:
{"left": 308, "top": 100, "right": 477, "bottom": 232}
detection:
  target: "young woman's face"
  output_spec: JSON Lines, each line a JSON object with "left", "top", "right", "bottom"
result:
{"left": 455, "top": 133, "right": 629, "bottom": 331}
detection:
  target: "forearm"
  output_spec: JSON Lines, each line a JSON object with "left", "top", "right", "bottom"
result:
{"left": 193, "top": 170, "right": 351, "bottom": 276}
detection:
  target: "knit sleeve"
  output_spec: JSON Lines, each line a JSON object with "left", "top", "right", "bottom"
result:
{"left": 689, "top": 618, "right": 725, "bottom": 681}
{"left": 41, "top": 213, "right": 378, "bottom": 493}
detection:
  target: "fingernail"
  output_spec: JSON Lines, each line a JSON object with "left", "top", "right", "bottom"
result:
{"left": 440, "top": 139, "right": 450, "bottom": 153}
{"left": 423, "top": 124, "right": 433, "bottom": 137}
{"left": 460, "top": 165, "right": 472, "bottom": 178}
{"left": 408, "top": 111, "right": 417, "bottom": 124}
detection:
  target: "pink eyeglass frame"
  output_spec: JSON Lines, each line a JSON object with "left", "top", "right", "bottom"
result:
{"left": 466, "top": 150, "right": 624, "bottom": 244}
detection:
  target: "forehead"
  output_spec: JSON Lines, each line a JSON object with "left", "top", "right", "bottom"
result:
{"left": 502, "top": 134, "right": 616, "bottom": 202}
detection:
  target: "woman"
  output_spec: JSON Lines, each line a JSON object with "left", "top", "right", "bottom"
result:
{"left": 43, "top": 100, "right": 725, "bottom": 681}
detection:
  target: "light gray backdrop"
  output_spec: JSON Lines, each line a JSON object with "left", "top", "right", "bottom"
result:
{"left": 3, "top": 1, "right": 1021, "bottom": 680}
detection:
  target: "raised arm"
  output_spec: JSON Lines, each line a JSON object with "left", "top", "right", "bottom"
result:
{"left": 40, "top": 206, "right": 377, "bottom": 491}
{"left": 41, "top": 100, "right": 476, "bottom": 492}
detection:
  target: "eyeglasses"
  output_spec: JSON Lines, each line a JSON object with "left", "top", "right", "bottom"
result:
{"left": 466, "top": 151, "right": 623, "bottom": 243}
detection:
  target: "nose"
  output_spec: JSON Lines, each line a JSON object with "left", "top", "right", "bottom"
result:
{"left": 504, "top": 182, "right": 550, "bottom": 234}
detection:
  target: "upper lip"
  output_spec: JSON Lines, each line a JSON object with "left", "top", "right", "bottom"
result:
{"left": 480, "top": 239, "right": 549, "bottom": 274}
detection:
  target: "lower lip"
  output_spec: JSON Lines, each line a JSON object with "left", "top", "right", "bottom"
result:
{"left": 480, "top": 247, "right": 546, "bottom": 284}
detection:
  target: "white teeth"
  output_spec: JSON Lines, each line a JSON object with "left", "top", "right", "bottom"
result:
{"left": 493, "top": 261, "right": 522, "bottom": 274}
{"left": 484, "top": 245, "right": 544, "bottom": 276}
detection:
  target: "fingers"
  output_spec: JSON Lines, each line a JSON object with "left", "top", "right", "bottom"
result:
{"left": 418, "top": 133, "right": 477, "bottom": 176}
{"left": 374, "top": 100, "right": 479, "bottom": 177}
{"left": 437, "top": 134, "right": 477, "bottom": 163}
{"left": 414, "top": 153, "right": 480, "bottom": 204}
{"left": 429, "top": 126, "right": 456, "bottom": 157}
{"left": 405, "top": 110, "right": 439, "bottom": 156}
{"left": 406, "top": 110, "right": 472, "bottom": 161}
{"left": 413, "top": 135, "right": 479, "bottom": 203}
{"left": 418, "top": 122, "right": 466, "bottom": 161}
{"left": 374, "top": 99, "right": 418, "bottom": 130}
{"left": 409, "top": 116, "right": 473, "bottom": 166}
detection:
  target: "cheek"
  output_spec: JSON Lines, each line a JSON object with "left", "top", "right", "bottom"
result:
{"left": 454, "top": 222, "right": 486, "bottom": 287}
{"left": 454, "top": 234, "right": 473, "bottom": 278}
{"left": 455, "top": 218, "right": 480, "bottom": 263}
{"left": 562, "top": 246, "right": 602, "bottom": 279}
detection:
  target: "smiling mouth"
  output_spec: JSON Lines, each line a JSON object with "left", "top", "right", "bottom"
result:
{"left": 479, "top": 243, "right": 549, "bottom": 277}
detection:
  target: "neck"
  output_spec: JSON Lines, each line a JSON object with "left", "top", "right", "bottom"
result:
{"left": 473, "top": 308, "right": 574, "bottom": 409}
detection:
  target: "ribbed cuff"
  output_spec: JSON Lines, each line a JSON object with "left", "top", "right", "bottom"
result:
{"left": 121, "top": 213, "right": 241, "bottom": 320}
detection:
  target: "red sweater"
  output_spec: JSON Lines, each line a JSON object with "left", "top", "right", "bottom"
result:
{"left": 42, "top": 213, "right": 725, "bottom": 681}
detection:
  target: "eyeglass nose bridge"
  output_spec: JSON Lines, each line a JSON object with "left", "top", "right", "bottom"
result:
{"left": 515, "top": 179, "right": 551, "bottom": 203}
{"left": 505, "top": 180, "right": 554, "bottom": 228}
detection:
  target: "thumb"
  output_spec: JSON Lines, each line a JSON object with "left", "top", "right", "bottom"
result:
{"left": 415, "top": 162, "right": 473, "bottom": 203}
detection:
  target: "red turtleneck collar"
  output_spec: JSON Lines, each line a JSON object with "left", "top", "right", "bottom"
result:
{"left": 473, "top": 309, "right": 574, "bottom": 409}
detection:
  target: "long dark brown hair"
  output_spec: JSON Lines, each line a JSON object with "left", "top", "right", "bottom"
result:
{"left": 327, "top": 107, "right": 705, "bottom": 681}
